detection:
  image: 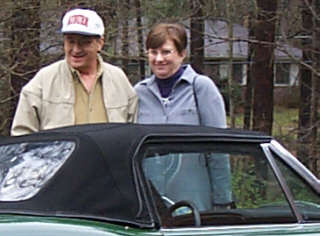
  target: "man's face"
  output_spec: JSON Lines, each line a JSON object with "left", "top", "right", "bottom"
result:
{"left": 63, "top": 34, "right": 104, "bottom": 72}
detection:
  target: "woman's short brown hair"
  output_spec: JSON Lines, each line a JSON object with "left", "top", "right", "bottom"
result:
{"left": 146, "top": 22, "right": 187, "bottom": 55}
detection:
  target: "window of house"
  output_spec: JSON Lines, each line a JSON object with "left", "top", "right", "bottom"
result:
{"left": 275, "top": 63, "right": 290, "bottom": 85}
{"left": 217, "top": 63, "right": 245, "bottom": 85}
{"left": 233, "top": 64, "right": 244, "bottom": 85}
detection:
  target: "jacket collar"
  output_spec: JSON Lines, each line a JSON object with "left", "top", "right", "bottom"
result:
{"left": 67, "top": 54, "right": 103, "bottom": 79}
{"left": 141, "top": 64, "right": 197, "bottom": 88}
{"left": 139, "top": 64, "right": 198, "bottom": 99}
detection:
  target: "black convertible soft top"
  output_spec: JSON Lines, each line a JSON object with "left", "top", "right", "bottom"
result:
{"left": 0, "top": 123, "right": 271, "bottom": 228}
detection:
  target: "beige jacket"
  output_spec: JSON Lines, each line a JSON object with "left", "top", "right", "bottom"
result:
{"left": 11, "top": 58, "right": 138, "bottom": 136}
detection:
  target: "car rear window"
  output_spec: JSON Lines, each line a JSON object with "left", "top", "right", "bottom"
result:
{"left": 0, "top": 141, "right": 75, "bottom": 201}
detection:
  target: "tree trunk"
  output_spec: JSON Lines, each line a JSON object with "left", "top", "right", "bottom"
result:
{"left": 251, "top": 0, "right": 277, "bottom": 134}
{"left": 226, "top": 0, "right": 235, "bottom": 127}
{"left": 298, "top": 0, "right": 313, "bottom": 167}
{"left": 190, "top": 0, "right": 204, "bottom": 74}
{"left": 243, "top": 10, "right": 256, "bottom": 130}
{"left": 135, "top": 0, "right": 145, "bottom": 81}
{"left": 0, "top": 2, "right": 13, "bottom": 135}
{"left": 121, "top": 0, "right": 130, "bottom": 75}
{"left": 9, "top": 0, "right": 40, "bottom": 134}
{"left": 311, "top": 0, "right": 320, "bottom": 175}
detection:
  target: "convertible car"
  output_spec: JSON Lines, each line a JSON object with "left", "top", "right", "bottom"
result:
{"left": 0, "top": 123, "right": 319, "bottom": 235}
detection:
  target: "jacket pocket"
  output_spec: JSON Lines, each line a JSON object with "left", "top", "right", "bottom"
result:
{"left": 41, "top": 100, "right": 74, "bottom": 130}
{"left": 107, "top": 105, "right": 130, "bottom": 122}
{"left": 170, "top": 108, "right": 199, "bottom": 125}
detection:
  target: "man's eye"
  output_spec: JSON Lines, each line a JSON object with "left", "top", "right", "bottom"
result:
{"left": 79, "top": 40, "right": 91, "bottom": 45}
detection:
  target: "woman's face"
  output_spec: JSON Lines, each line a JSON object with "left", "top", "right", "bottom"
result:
{"left": 148, "top": 39, "right": 186, "bottom": 79}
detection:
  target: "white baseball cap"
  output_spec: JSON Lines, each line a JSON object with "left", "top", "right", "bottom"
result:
{"left": 61, "top": 8, "right": 105, "bottom": 37}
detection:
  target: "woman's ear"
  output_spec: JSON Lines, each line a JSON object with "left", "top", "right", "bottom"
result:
{"left": 181, "top": 49, "right": 187, "bottom": 59}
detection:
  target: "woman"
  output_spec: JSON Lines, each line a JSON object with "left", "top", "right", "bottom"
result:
{"left": 135, "top": 23, "right": 226, "bottom": 127}
{"left": 135, "top": 22, "right": 232, "bottom": 210}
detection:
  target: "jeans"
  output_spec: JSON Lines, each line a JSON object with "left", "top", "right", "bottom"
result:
{"left": 143, "top": 152, "right": 232, "bottom": 211}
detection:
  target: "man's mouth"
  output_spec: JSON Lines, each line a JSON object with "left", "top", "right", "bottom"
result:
{"left": 72, "top": 54, "right": 85, "bottom": 58}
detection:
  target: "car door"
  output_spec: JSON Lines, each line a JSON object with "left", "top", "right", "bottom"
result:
{"left": 138, "top": 137, "right": 320, "bottom": 235}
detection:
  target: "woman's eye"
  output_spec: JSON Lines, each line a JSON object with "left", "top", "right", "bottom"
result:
{"left": 162, "top": 50, "right": 171, "bottom": 56}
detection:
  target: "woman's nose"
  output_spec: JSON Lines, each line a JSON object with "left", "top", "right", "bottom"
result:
{"left": 155, "top": 53, "right": 164, "bottom": 61}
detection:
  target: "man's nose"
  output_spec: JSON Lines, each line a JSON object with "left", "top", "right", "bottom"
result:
{"left": 72, "top": 41, "right": 82, "bottom": 51}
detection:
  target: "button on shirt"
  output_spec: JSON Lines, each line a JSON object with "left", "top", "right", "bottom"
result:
{"left": 72, "top": 64, "right": 108, "bottom": 124}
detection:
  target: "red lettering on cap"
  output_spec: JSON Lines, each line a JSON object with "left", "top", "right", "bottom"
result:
{"left": 67, "top": 15, "right": 88, "bottom": 27}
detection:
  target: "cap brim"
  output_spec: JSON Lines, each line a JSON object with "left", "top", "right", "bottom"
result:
{"left": 62, "top": 30, "right": 102, "bottom": 37}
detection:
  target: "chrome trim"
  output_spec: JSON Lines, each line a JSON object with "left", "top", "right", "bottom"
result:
{"left": 159, "top": 223, "right": 320, "bottom": 235}
{"left": 269, "top": 140, "right": 320, "bottom": 192}
{"left": 261, "top": 143, "right": 303, "bottom": 223}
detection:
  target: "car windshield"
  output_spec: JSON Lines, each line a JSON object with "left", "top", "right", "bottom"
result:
{"left": 141, "top": 142, "right": 320, "bottom": 227}
{"left": 273, "top": 153, "right": 320, "bottom": 222}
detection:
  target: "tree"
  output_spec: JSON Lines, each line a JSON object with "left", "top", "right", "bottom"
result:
{"left": 120, "top": 0, "right": 130, "bottom": 74}
{"left": 190, "top": 0, "right": 204, "bottom": 74}
{"left": 9, "top": 0, "right": 41, "bottom": 135}
{"left": 135, "top": 0, "right": 145, "bottom": 80}
{"left": 298, "top": 0, "right": 313, "bottom": 167}
{"left": 310, "top": 0, "right": 320, "bottom": 174}
{"left": 226, "top": 0, "right": 235, "bottom": 127}
{"left": 0, "top": 1, "right": 14, "bottom": 135}
{"left": 243, "top": 1, "right": 256, "bottom": 130}
{"left": 251, "top": 0, "right": 278, "bottom": 134}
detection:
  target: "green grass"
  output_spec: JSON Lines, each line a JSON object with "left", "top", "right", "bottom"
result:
{"left": 227, "top": 106, "right": 299, "bottom": 153}
{"left": 228, "top": 106, "right": 298, "bottom": 136}
{"left": 272, "top": 106, "right": 298, "bottom": 139}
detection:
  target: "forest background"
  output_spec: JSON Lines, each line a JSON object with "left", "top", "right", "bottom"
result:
{"left": 0, "top": 0, "right": 319, "bottom": 175}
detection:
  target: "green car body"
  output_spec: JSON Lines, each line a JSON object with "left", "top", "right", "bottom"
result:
{"left": 0, "top": 124, "right": 319, "bottom": 235}
{"left": 2, "top": 215, "right": 320, "bottom": 235}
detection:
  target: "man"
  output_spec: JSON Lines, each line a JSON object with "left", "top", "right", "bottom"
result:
{"left": 11, "top": 8, "right": 138, "bottom": 136}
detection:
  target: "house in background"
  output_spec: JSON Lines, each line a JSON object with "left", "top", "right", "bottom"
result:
{"left": 201, "top": 19, "right": 301, "bottom": 106}
{"left": 102, "top": 16, "right": 302, "bottom": 102}
{"left": 119, "top": 18, "right": 302, "bottom": 105}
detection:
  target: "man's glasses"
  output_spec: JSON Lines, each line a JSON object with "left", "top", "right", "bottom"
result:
{"left": 147, "top": 49, "right": 176, "bottom": 58}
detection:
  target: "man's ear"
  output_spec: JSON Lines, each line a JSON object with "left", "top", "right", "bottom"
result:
{"left": 97, "top": 37, "right": 104, "bottom": 52}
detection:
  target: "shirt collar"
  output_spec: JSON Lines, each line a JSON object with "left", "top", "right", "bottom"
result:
{"left": 179, "top": 64, "right": 196, "bottom": 84}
